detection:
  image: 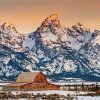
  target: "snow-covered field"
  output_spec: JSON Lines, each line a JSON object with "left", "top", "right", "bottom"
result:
{"left": 0, "top": 82, "right": 100, "bottom": 86}
{"left": 11, "top": 90, "right": 88, "bottom": 95}
{"left": 0, "top": 82, "right": 11, "bottom": 86}
{"left": 53, "top": 82, "right": 100, "bottom": 85}
{"left": 76, "top": 96, "right": 100, "bottom": 100}
{"left": 10, "top": 90, "right": 100, "bottom": 100}
{"left": 0, "top": 82, "right": 100, "bottom": 100}
{"left": 17, "top": 97, "right": 100, "bottom": 100}
{"left": 1, "top": 82, "right": 100, "bottom": 86}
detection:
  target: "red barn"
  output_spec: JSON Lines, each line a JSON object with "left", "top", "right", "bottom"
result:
{"left": 3, "top": 72, "right": 60, "bottom": 91}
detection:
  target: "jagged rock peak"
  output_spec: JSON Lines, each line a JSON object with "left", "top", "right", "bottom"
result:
{"left": 77, "top": 22, "right": 83, "bottom": 26}
{"left": 42, "top": 14, "right": 60, "bottom": 27}
{"left": 39, "top": 14, "right": 61, "bottom": 33}
{"left": 67, "top": 22, "right": 90, "bottom": 36}
{"left": 0, "top": 22, "right": 18, "bottom": 33}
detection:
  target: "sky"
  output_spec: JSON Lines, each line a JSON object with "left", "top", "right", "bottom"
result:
{"left": 0, "top": 0, "right": 100, "bottom": 34}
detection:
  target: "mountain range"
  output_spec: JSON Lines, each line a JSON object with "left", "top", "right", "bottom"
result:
{"left": 0, "top": 14, "right": 100, "bottom": 82}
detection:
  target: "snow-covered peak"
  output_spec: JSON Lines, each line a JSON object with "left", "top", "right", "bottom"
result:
{"left": 23, "top": 13, "right": 97, "bottom": 50}
{"left": 63, "top": 23, "right": 92, "bottom": 50}
{"left": 0, "top": 22, "right": 18, "bottom": 34}
{"left": 67, "top": 22, "right": 90, "bottom": 36}
{"left": 38, "top": 14, "right": 61, "bottom": 33}
{"left": 37, "top": 22, "right": 93, "bottom": 49}
{"left": 0, "top": 22, "right": 24, "bottom": 51}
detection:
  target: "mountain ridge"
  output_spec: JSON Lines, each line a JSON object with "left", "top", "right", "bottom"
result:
{"left": 0, "top": 14, "right": 100, "bottom": 82}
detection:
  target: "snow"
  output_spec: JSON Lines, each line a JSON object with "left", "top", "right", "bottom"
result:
{"left": 52, "top": 82, "right": 100, "bottom": 85}
{"left": 92, "top": 35, "right": 100, "bottom": 46}
{"left": 0, "top": 22, "right": 23, "bottom": 51}
{"left": 0, "top": 83, "right": 100, "bottom": 100}
{"left": 0, "top": 82, "right": 11, "bottom": 86}
{"left": 64, "top": 31, "right": 92, "bottom": 50}
{"left": 11, "top": 90, "right": 88, "bottom": 96}
{"left": 10, "top": 90, "right": 100, "bottom": 100}
{"left": 76, "top": 96, "right": 100, "bottom": 100}
{"left": 23, "top": 35, "right": 35, "bottom": 49}
{"left": 7, "top": 96, "right": 100, "bottom": 100}
{"left": 31, "top": 56, "right": 39, "bottom": 63}
{"left": 3, "top": 57, "right": 10, "bottom": 65}
{"left": 64, "top": 60, "right": 77, "bottom": 72}
{"left": 41, "top": 31, "right": 58, "bottom": 47}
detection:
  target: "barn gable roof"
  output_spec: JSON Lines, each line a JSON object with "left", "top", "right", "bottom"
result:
{"left": 16, "top": 72, "right": 41, "bottom": 83}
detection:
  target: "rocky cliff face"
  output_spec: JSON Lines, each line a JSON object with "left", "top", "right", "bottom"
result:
{"left": 0, "top": 23, "right": 24, "bottom": 52}
{"left": 0, "top": 14, "right": 100, "bottom": 82}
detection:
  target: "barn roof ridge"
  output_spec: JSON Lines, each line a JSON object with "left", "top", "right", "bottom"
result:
{"left": 16, "top": 71, "right": 45, "bottom": 83}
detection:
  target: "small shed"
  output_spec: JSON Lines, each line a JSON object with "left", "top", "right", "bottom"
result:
{"left": 3, "top": 72, "right": 59, "bottom": 91}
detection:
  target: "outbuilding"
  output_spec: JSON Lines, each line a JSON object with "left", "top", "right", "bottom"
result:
{"left": 3, "top": 72, "right": 60, "bottom": 91}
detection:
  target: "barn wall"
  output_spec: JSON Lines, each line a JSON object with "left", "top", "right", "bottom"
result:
{"left": 34, "top": 73, "right": 48, "bottom": 83}
{"left": 19, "top": 83, "right": 60, "bottom": 91}
{"left": 3, "top": 86, "right": 19, "bottom": 91}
